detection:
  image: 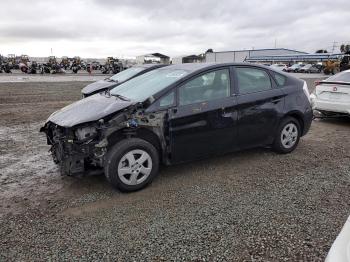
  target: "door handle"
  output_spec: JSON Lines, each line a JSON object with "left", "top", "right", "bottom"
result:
{"left": 271, "top": 97, "right": 282, "bottom": 104}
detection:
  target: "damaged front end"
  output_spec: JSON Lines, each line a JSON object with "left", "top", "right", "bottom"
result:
{"left": 40, "top": 103, "right": 169, "bottom": 177}
{"left": 40, "top": 120, "right": 107, "bottom": 176}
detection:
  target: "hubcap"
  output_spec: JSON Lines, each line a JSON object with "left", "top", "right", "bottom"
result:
{"left": 117, "top": 149, "right": 152, "bottom": 186}
{"left": 281, "top": 123, "right": 298, "bottom": 149}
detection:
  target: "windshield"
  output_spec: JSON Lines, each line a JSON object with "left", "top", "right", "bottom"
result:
{"left": 326, "top": 71, "right": 350, "bottom": 82}
{"left": 304, "top": 64, "right": 312, "bottom": 69}
{"left": 109, "top": 67, "right": 145, "bottom": 82}
{"left": 110, "top": 68, "right": 189, "bottom": 101}
{"left": 291, "top": 64, "right": 300, "bottom": 68}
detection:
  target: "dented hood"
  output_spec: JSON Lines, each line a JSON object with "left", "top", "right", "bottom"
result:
{"left": 47, "top": 93, "right": 133, "bottom": 127}
{"left": 81, "top": 79, "right": 118, "bottom": 95}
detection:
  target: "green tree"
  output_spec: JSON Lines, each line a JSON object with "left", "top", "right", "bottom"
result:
{"left": 340, "top": 44, "right": 350, "bottom": 53}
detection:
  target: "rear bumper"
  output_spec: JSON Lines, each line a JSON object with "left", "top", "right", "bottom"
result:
{"left": 312, "top": 99, "right": 350, "bottom": 115}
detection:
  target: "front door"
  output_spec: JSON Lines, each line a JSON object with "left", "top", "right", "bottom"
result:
{"left": 168, "top": 68, "right": 238, "bottom": 163}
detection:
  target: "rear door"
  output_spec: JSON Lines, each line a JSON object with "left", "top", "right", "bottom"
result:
{"left": 234, "top": 66, "right": 285, "bottom": 149}
{"left": 168, "top": 67, "right": 238, "bottom": 163}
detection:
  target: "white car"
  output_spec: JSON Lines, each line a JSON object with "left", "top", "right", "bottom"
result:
{"left": 270, "top": 64, "right": 288, "bottom": 71}
{"left": 326, "top": 216, "right": 350, "bottom": 262}
{"left": 310, "top": 70, "right": 350, "bottom": 116}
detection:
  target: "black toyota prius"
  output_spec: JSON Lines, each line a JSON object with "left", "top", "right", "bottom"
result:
{"left": 41, "top": 63, "right": 313, "bottom": 192}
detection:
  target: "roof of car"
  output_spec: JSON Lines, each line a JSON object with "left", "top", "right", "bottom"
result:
{"left": 157, "top": 62, "right": 274, "bottom": 73}
{"left": 137, "top": 63, "right": 166, "bottom": 69}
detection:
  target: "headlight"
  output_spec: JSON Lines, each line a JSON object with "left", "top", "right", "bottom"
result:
{"left": 75, "top": 126, "right": 97, "bottom": 141}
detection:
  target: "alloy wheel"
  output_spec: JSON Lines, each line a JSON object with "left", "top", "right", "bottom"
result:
{"left": 117, "top": 149, "right": 153, "bottom": 186}
{"left": 281, "top": 123, "right": 298, "bottom": 149}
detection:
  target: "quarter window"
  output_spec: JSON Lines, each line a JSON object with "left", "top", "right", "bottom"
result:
{"left": 273, "top": 72, "right": 287, "bottom": 86}
{"left": 179, "top": 69, "right": 230, "bottom": 106}
{"left": 159, "top": 91, "right": 175, "bottom": 107}
{"left": 236, "top": 67, "right": 272, "bottom": 94}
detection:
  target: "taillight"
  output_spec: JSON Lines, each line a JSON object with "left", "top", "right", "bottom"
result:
{"left": 314, "top": 80, "right": 320, "bottom": 86}
{"left": 303, "top": 81, "right": 311, "bottom": 103}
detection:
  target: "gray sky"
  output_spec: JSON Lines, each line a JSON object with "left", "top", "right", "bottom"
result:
{"left": 0, "top": 0, "right": 349, "bottom": 58}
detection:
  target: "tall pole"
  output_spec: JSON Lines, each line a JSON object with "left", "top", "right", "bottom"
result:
{"left": 331, "top": 41, "right": 338, "bottom": 54}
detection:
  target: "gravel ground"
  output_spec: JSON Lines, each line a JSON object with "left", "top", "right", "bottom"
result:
{"left": 0, "top": 77, "right": 349, "bottom": 261}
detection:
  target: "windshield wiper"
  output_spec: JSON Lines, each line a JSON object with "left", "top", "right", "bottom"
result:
{"left": 112, "top": 93, "right": 130, "bottom": 101}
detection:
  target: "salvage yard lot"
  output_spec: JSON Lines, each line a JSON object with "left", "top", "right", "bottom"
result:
{"left": 0, "top": 76, "right": 349, "bottom": 261}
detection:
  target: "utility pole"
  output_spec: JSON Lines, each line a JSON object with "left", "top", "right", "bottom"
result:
{"left": 331, "top": 41, "right": 338, "bottom": 54}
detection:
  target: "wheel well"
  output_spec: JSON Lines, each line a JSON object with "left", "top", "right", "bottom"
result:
{"left": 134, "top": 128, "right": 162, "bottom": 154}
{"left": 107, "top": 128, "right": 162, "bottom": 156}
{"left": 285, "top": 112, "right": 304, "bottom": 134}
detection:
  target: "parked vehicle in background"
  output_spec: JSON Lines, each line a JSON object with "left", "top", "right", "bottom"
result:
{"left": 41, "top": 63, "right": 313, "bottom": 192}
{"left": 298, "top": 64, "right": 321, "bottom": 73}
{"left": 81, "top": 64, "right": 167, "bottom": 97}
{"left": 311, "top": 70, "right": 350, "bottom": 117}
{"left": 340, "top": 54, "right": 350, "bottom": 72}
{"left": 294, "top": 64, "right": 306, "bottom": 73}
{"left": 323, "top": 60, "right": 340, "bottom": 75}
{"left": 284, "top": 63, "right": 303, "bottom": 73}
{"left": 271, "top": 64, "right": 288, "bottom": 71}
{"left": 325, "top": 216, "right": 350, "bottom": 262}
{"left": 323, "top": 55, "right": 350, "bottom": 75}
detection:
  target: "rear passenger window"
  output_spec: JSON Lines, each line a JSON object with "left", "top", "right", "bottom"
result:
{"left": 236, "top": 67, "right": 272, "bottom": 94}
{"left": 273, "top": 72, "right": 287, "bottom": 86}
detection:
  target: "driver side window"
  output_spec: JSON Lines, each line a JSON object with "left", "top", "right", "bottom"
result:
{"left": 178, "top": 69, "right": 230, "bottom": 106}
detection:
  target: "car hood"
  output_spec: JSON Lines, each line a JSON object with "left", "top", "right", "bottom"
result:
{"left": 47, "top": 93, "right": 133, "bottom": 127}
{"left": 81, "top": 79, "right": 118, "bottom": 95}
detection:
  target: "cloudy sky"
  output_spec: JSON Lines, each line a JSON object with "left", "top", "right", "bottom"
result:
{"left": 0, "top": 0, "right": 349, "bottom": 58}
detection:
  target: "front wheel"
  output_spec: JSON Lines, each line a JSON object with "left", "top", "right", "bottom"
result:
{"left": 273, "top": 117, "right": 301, "bottom": 154}
{"left": 104, "top": 138, "right": 159, "bottom": 192}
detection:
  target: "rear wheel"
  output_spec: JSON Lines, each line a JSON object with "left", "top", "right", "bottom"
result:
{"left": 104, "top": 138, "right": 159, "bottom": 192}
{"left": 273, "top": 117, "right": 301, "bottom": 154}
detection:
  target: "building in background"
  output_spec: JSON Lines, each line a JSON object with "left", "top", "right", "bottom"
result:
{"left": 205, "top": 48, "right": 308, "bottom": 63}
{"left": 172, "top": 54, "right": 204, "bottom": 64}
{"left": 246, "top": 53, "right": 343, "bottom": 64}
{"left": 136, "top": 53, "right": 170, "bottom": 64}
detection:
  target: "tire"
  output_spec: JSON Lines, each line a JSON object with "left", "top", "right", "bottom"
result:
{"left": 104, "top": 138, "right": 159, "bottom": 192}
{"left": 273, "top": 117, "right": 301, "bottom": 154}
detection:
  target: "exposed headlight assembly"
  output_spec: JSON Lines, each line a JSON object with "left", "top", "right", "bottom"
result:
{"left": 75, "top": 126, "right": 97, "bottom": 141}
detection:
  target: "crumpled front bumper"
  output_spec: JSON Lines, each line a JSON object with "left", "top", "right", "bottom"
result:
{"left": 41, "top": 122, "right": 106, "bottom": 176}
